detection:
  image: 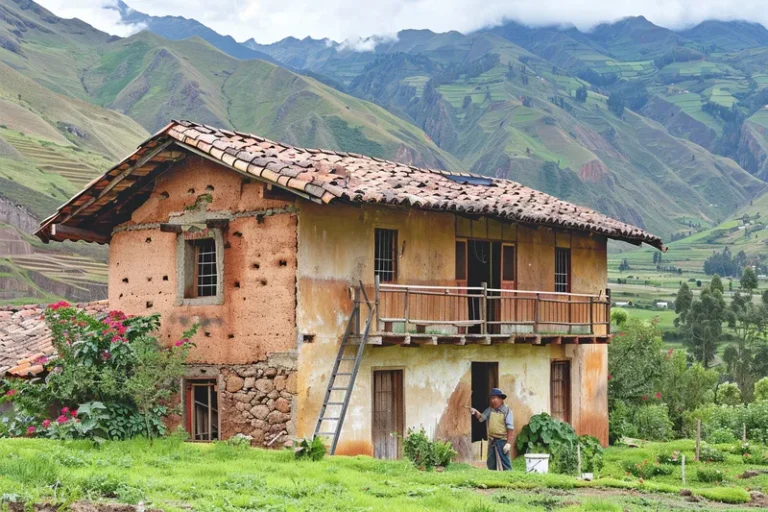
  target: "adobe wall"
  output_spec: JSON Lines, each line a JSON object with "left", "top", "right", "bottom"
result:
{"left": 107, "top": 155, "right": 300, "bottom": 444}
{"left": 295, "top": 201, "right": 610, "bottom": 456}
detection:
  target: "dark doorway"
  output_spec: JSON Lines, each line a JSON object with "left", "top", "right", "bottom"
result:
{"left": 373, "top": 369, "right": 404, "bottom": 459}
{"left": 471, "top": 362, "right": 499, "bottom": 442}
{"left": 466, "top": 240, "right": 501, "bottom": 333}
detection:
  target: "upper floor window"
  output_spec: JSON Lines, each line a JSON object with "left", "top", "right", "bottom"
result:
{"left": 177, "top": 227, "right": 224, "bottom": 306}
{"left": 374, "top": 228, "right": 398, "bottom": 282}
{"left": 555, "top": 248, "right": 571, "bottom": 293}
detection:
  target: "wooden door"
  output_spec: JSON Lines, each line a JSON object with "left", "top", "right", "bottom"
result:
{"left": 550, "top": 361, "right": 571, "bottom": 424}
{"left": 373, "top": 370, "right": 404, "bottom": 459}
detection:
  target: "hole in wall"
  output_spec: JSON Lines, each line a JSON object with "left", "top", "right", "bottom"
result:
{"left": 160, "top": 191, "right": 169, "bottom": 199}
{"left": 303, "top": 334, "right": 315, "bottom": 343}
{"left": 146, "top": 301, "right": 153, "bottom": 308}
{"left": 188, "top": 188, "right": 195, "bottom": 194}
{"left": 279, "top": 260, "right": 287, "bottom": 267}
{"left": 224, "top": 241, "right": 231, "bottom": 249}
{"left": 227, "top": 334, "right": 234, "bottom": 339}
{"left": 260, "top": 279, "right": 268, "bottom": 286}
{"left": 122, "top": 278, "right": 129, "bottom": 283}
{"left": 234, "top": 281, "right": 240, "bottom": 289}
{"left": 163, "top": 275, "right": 168, "bottom": 281}
{"left": 147, "top": 277, "right": 152, "bottom": 282}
{"left": 233, "top": 231, "right": 243, "bottom": 237}
{"left": 252, "top": 263, "right": 260, "bottom": 270}
{"left": 204, "top": 332, "right": 211, "bottom": 337}
{"left": 206, "top": 185, "right": 215, "bottom": 191}
{"left": 119, "top": 293, "right": 124, "bottom": 298}
{"left": 145, "top": 237, "right": 152, "bottom": 243}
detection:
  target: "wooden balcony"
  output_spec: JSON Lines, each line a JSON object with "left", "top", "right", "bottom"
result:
{"left": 357, "top": 279, "right": 612, "bottom": 346}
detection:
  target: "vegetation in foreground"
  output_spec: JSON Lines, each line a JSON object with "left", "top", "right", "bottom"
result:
{"left": 0, "top": 437, "right": 764, "bottom": 512}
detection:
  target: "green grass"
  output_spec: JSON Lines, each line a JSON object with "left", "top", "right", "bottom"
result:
{"left": 0, "top": 438, "right": 762, "bottom": 511}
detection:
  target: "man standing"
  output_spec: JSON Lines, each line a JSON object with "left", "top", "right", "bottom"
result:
{"left": 470, "top": 387, "right": 514, "bottom": 470}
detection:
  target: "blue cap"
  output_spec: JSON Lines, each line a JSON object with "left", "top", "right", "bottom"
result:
{"left": 489, "top": 388, "right": 507, "bottom": 399}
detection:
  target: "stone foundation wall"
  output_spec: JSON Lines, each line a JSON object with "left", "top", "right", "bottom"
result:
{"left": 185, "top": 351, "right": 297, "bottom": 448}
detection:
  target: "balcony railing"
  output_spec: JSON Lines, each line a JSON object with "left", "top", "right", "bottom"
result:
{"left": 369, "top": 277, "right": 611, "bottom": 343}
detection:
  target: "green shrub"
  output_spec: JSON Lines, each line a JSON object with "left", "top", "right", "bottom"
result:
{"left": 696, "top": 488, "right": 750, "bottom": 504}
{"left": 716, "top": 382, "right": 742, "bottom": 405}
{"left": 684, "top": 402, "right": 768, "bottom": 442}
{"left": 708, "top": 427, "right": 736, "bottom": 444}
{"left": 517, "top": 413, "right": 579, "bottom": 475}
{"left": 401, "top": 427, "right": 457, "bottom": 470}
{"left": 609, "top": 400, "right": 637, "bottom": 443}
{"left": 620, "top": 459, "right": 674, "bottom": 479}
{"left": 755, "top": 377, "right": 768, "bottom": 402}
{"left": 699, "top": 446, "right": 725, "bottom": 463}
{"left": 578, "top": 435, "right": 604, "bottom": 474}
{"left": 656, "top": 450, "right": 683, "bottom": 465}
{"left": 293, "top": 437, "right": 327, "bottom": 461}
{"left": 633, "top": 404, "right": 674, "bottom": 441}
{"left": 696, "top": 466, "right": 726, "bottom": 483}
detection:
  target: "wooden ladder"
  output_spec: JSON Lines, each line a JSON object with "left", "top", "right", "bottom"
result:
{"left": 313, "top": 283, "right": 374, "bottom": 454}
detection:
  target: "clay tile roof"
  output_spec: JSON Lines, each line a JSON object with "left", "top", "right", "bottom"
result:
{"left": 0, "top": 301, "right": 110, "bottom": 377}
{"left": 36, "top": 120, "right": 663, "bottom": 250}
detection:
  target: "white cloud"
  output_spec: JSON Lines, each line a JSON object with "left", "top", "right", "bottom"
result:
{"left": 338, "top": 34, "right": 398, "bottom": 52}
{"left": 36, "top": 1, "right": 146, "bottom": 37}
{"left": 34, "top": 0, "right": 768, "bottom": 45}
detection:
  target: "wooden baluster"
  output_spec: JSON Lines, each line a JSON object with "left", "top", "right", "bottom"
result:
{"left": 481, "top": 282, "right": 487, "bottom": 335}
{"left": 534, "top": 293, "right": 540, "bottom": 334}
{"left": 374, "top": 275, "right": 381, "bottom": 333}
{"left": 589, "top": 296, "right": 594, "bottom": 335}
{"left": 404, "top": 287, "right": 410, "bottom": 334}
{"left": 606, "top": 288, "right": 612, "bottom": 334}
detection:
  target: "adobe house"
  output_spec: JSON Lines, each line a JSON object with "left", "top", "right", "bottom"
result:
{"left": 35, "top": 120, "right": 663, "bottom": 459}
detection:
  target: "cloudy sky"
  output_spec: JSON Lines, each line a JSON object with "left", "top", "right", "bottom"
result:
{"left": 35, "top": 0, "right": 768, "bottom": 44}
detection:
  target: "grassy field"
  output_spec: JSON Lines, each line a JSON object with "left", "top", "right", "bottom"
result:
{"left": 0, "top": 438, "right": 765, "bottom": 511}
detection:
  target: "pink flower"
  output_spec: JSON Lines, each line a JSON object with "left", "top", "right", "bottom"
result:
{"left": 607, "top": 374, "right": 612, "bottom": 381}
{"left": 70, "top": 410, "right": 78, "bottom": 418}
{"left": 56, "top": 415, "right": 69, "bottom": 424}
{"left": 655, "top": 392, "right": 662, "bottom": 399}
{"left": 42, "top": 419, "right": 51, "bottom": 428}
{"left": 174, "top": 340, "right": 184, "bottom": 347}
{"left": 26, "top": 426, "right": 35, "bottom": 436}
{"left": 109, "top": 310, "right": 127, "bottom": 320}
{"left": 101, "top": 350, "right": 111, "bottom": 361}
{"left": 5, "top": 389, "right": 17, "bottom": 397}
{"left": 61, "top": 407, "right": 70, "bottom": 415}
{"left": 642, "top": 395, "right": 648, "bottom": 401}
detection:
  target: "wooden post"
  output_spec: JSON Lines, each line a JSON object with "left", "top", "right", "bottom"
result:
{"left": 374, "top": 275, "right": 381, "bottom": 333}
{"left": 480, "top": 282, "right": 488, "bottom": 335}
{"left": 534, "top": 293, "right": 540, "bottom": 333}
{"left": 605, "top": 288, "right": 612, "bottom": 334}
{"left": 681, "top": 454, "right": 686, "bottom": 485}
{"left": 696, "top": 419, "right": 701, "bottom": 461}
{"left": 577, "top": 443, "right": 582, "bottom": 477}
{"left": 589, "top": 296, "right": 594, "bottom": 335}
{"left": 404, "top": 287, "right": 410, "bottom": 334}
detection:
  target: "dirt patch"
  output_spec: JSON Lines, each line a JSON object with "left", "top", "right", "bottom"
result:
{"left": 9, "top": 502, "right": 163, "bottom": 512}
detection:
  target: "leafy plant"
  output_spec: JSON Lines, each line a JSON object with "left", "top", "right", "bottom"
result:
{"left": 578, "top": 435, "right": 604, "bottom": 474}
{"left": 656, "top": 450, "right": 683, "bottom": 465}
{"left": 697, "top": 466, "right": 726, "bottom": 483}
{"left": 620, "top": 459, "right": 674, "bottom": 479}
{"left": 699, "top": 446, "right": 726, "bottom": 463}
{"left": 293, "top": 437, "right": 327, "bottom": 461}
{"left": 401, "top": 427, "right": 456, "bottom": 470}
{"left": 516, "top": 413, "right": 577, "bottom": 454}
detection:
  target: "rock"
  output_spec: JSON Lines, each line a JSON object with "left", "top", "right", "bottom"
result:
{"left": 251, "top": 419, "right": 268, "bottom": 431}
{"left": 234, "top": 393, "right": 251, "bottom": 403}
{"left": 235, "top": 402, "right": 249, "bottom": 412}
{"left": 280, "top": 391, "right": 293, "bottom": 400}
{"left": 244, "top": 377, "right": 255, "bottom": 389}
{"left": 241, "top": 367, "right": 259, "bottom": 377}
{"left": 267, "top": 410, "right": 289, "bottom": 425}
{"left": 742, "top": 470, "right": 760, "bottom": 479}
{"left": 269, "top": 424, "right": 286, "bottom": 434}
{"left": 226, "top": 376, "right": 244, "bottom": 393}
{"left": 265, "top": 368, "right": 278, "bottom": 378}
{"left": 255, "top": 378, "right": 274, "bottom": 394}
{"left": 274, "top": 376, "right": 286, "bottom": 391}
{"left": 250, "top": 404, "right": 270, "bottom": 420}
{"left": 266, "top": 399, "right": 274, "bottom": 409}
{"left": 268, "top": 390, "right": 279, "bottom": 400}
{"left": 286, "top": 373, "right": 297, "bottom": 393}
{"left": 679, "top": 489, "right": 692, "bottom": 496}
{"left": 250, "top": 429, "right": 265, "bottom": 444}
{"left": 274, "top": 397, "right": 290, "bottom": 413}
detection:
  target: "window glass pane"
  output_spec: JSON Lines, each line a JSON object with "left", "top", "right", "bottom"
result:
{"left": 374, "top": 229, "right": 398, "bottom": 282}
{"left": 196, "top": 239, "right": 217, "bottom": 297}
{"left": 455, "top": 241, "right": 466, "bottom": 280}
{"left": 555, "top": 248, "right": 570, "bottom": 293}
{"left": 502, "top": 245, "right": 515, "bottom": 281}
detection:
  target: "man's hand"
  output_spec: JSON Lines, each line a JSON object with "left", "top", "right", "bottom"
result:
{"left": 503, "top": 443, "right": 511, "bottom": 454}
{"left": 469, "top": 407, "right": 479, "bottom": 416}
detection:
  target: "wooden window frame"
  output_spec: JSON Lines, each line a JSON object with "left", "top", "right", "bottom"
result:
{"left": 184, "top": 378, "right": 220, "bottom": 442}
{"left": 176, "top": 228, "right": 224, "bottom": 306}
{"left": 371, "top": 367, "right": 405, "bottom": 459}
{"left": 555, "top": 247, "right": 571, "bottom": 293}
{"left": 550, "top": 360, "right": 571, "bottom": 424}
{"left": 374, "top": 228, "right": 398, "bottom": 282}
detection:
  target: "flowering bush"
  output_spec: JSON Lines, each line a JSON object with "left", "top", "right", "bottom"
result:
{"left": 620, "top": 459, "right": 674, "bottom": 479}
{"left": 0, "top": 304, "right": 196, "bottom": 440}
{"left": 657, "top": 450, "right": 683, "bottom": 465}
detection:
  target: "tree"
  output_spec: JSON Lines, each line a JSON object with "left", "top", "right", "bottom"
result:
{"left": 674, "top": 282, "right": 693, "bottom": 327}
{"left": 575, "top": 85, "right": 587, "bottom": 103}
{"left": 680, "top": 286, "right": 726, "bottom": 367}
{"left": 754, "top": 377, "right": 768, "bottom": 402}
{"left": 716, "top": 382, "right": 742, "bottom": 405}
{"left": 608, "top": 318, "right": 664, "bottom": 409}
{"left": 607, "top": 92, "right": 625, "bottom": 117}
{"left": 742, "top": 267, "right": 758, "bottom": 291}
{"left": 710, "top": 274, "right": 724, "bottom": 294}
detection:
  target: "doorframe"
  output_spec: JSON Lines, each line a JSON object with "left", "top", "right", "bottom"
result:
{"left": 181, "top": 376, "right": 222, "bottom": 442}
{"left": 549, "top": 358, "right": 572, "bottom": 425}
{"left": 370, "top": 366, "right": 406, "bottom": 459}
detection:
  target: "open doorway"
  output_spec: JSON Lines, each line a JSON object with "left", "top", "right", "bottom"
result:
{"left": 466, "top": 240, "right": 501, "bottom": 333}
{"left": 471, "top": 362, "right": 499, "bottom": 442}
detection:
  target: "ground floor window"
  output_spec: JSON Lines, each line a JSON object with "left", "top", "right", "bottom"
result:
{"left": 550, "top": 361, "right": 571, "bottom": 424}
{"left": 185, "top": 379, "right": 219, "bottom": 441}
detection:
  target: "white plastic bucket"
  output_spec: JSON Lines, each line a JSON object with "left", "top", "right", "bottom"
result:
{"left": 524, "top": 453, "right": 550, "bottom": 474}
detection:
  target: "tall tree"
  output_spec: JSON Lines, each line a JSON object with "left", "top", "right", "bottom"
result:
{"left": 711, "top": 274, "right": 724, "bottom": 294}
{"left": 680, "top": 286, "right": 726, "bottom": 367}
{"left": 742, "top": 267, "right": 758, "bottom": 291}
{"left": 674, "top": 282, "right": 693, "bottom": 327}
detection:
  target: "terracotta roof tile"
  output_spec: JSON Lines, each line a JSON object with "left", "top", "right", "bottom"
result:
{"left": 36, "top": 120, "right": 663, "bottom": 250}
{"left": 0, "top": 301, "right": 109, "bottom": 377}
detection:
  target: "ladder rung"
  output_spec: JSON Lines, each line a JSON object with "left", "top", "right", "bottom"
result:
{"left": 330, "top": 387, "right": 349, "bottom": 391}
{"left": 340, "top": 357, "right": 357, "bottom": 361}
{"left": 326, "top": 402, "right": 344, "bottom": 405}
{"left": 336, "top": 372, "right": 352, "bottom": 376}
{"left": 316, "top": 432, "right": 336, "bottom": 436}
{"left": 321, "top": 417, "right": 340, "bottom": 420}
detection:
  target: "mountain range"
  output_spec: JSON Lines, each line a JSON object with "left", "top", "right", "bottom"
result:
{"left": 4, "top": 0, "right": 768, "bottom": 302}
